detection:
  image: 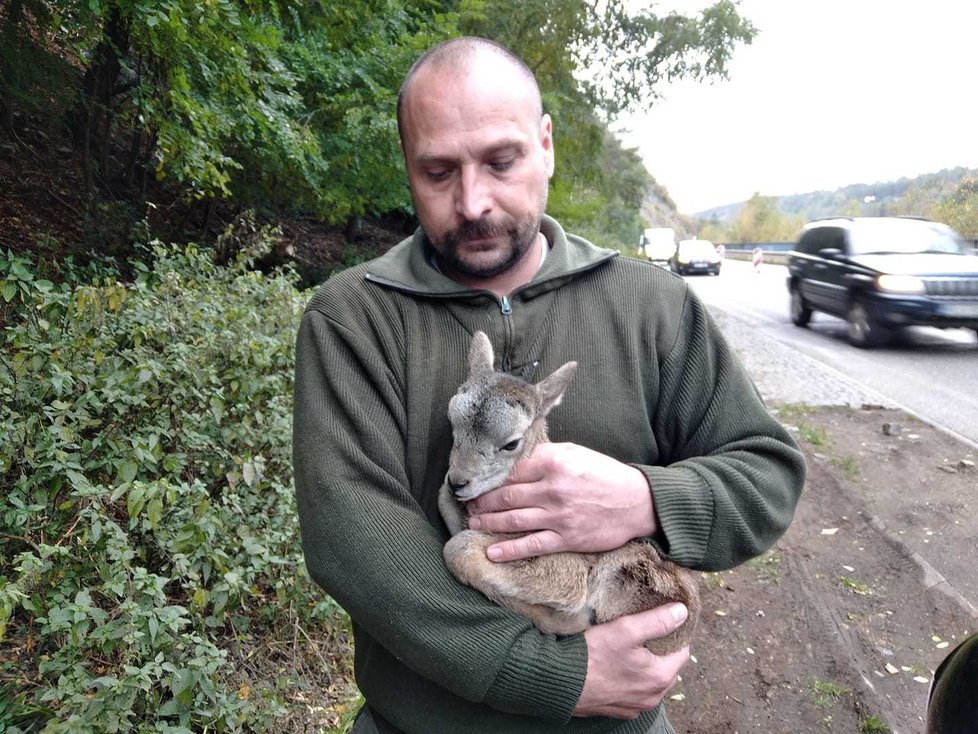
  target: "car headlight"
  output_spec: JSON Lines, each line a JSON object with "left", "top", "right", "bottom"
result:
{"left": 877, "top": 275, "right": 925, "bottom": 294}
{"left": 678, "top": 254, "right": 691, "bottom": 264}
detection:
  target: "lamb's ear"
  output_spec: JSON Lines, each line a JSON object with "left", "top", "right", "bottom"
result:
{"left": 535, "top": 361, "right": 577, "bottom": 416}
{"left": 468, "top": 331, "right": 495, "bottom": 374}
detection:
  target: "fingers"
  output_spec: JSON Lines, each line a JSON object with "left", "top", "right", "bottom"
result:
{"left": 467, "top": 482, "right": 538, "bottom": 516}
{"left": 467, "top": 506, "right": 548, "bottom": 532}
{"left": 481, "top": 530, "right": 565, "bottom": 562}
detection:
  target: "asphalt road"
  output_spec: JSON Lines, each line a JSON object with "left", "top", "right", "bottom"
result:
{"left": 679, "top": 258, "right": 978, "bottom": 447}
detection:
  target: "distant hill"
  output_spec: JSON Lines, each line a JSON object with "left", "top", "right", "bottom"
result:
{"left": 640, "top": 177, "right": 695, "bottom": 240}
{"left": 692, "top": 167, "right": 978, "bottom": 224}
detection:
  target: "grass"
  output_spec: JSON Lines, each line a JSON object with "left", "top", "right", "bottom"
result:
{"left": 859, "top": 714, "right": 892, "bottom": 733}
{"left": 747, "top": 551, "right": 782, "bottom": 584}
{"left": 772, "top": 404, "right": 862, "bottom": 479}
{"left": 701, "top": 571, "right": 728, "bottom": 590}
{"left": 839, "top": 576, "right": 872, "bottom": 596}
{"left": 799, "top": 422, "right": 830, "bottom": 447}
{"left": 832, "top": 455, "right": 860, "bottom": 479}
{"left": 772, "top": 402, "right": 815, "bottom": 421}
{"left": 809, "top": 678, "right": 850, "bottom": 707}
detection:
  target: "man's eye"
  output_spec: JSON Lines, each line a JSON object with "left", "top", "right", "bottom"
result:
{"left": 425, "top": 169, "right": 449, "bottom": 182}
{"left": 501, "top": 439, "right": 521, "bottom": 452}
{"left": 490, "top": 159, "right": 514, "bottom": 172}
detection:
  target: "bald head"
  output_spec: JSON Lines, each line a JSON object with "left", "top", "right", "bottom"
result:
{"left": 395, "top": 36, "right": 555, "bottom": 295}
{"left": 397, "top": 37, "right": 543, "bottom": 146}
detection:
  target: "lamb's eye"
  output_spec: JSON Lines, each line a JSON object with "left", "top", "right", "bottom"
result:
{"left": 501, "top": 439, "right": 521, "bottom": 452}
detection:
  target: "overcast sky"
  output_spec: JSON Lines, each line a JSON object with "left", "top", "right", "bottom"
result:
{"left": 613, "top": 0, "right": 978, "bottom": 214}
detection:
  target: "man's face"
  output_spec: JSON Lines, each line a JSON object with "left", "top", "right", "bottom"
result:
{"left": 399, "top": 58, "right": 554, "bottom": 280}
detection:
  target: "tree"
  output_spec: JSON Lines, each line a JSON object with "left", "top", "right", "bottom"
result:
{"left": 2, "top": 0, "right": 757, "bottom": 248}
{"left": 458, "top": 0, "right": 755, "bottom": 246}
{"left": 936, "top": 178, "right": 978, "bottom": 239}
{"left": 726, "top": 193, "right": 801, "bottom": 243}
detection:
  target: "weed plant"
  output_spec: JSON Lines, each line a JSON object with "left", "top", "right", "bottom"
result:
{"left": 0, "top": 242, "right": 352, "bottom": 731}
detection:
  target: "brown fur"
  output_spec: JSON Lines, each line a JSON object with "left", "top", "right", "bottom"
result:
{"left": 439, "top": 332, "right": 700, "bottom": 654}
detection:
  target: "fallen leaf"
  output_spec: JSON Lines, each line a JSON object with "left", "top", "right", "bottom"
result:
{"left": 885, "top": 663, "right": 899, "bottom": 674}
{"left": 670, "top": 693, "right": 686, "bottom": 701}
{"left": 715, "top": 610, "right": 727, "bottom": 616}
{"left": 914, "top": 676, "right": 930, "bottom": 684}
{"left": 821, "top": 528, "right": 839, "bottom": 535}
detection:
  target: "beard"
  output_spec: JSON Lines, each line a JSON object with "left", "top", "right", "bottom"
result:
{"left": 427, "top": 212, "right": 541, "bottom": 279}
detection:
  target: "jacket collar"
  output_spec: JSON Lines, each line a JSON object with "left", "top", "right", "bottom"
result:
{"left": 364, "top": 215, "right": 618, "bottom": 299}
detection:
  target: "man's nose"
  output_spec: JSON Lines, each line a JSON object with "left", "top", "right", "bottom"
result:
{"left": 456, "top": 167, "right": 492, "bottom": 221}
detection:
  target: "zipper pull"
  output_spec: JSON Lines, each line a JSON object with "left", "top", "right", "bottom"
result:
{"left": 500, "top": 296, "right": 513, "bottom": 315}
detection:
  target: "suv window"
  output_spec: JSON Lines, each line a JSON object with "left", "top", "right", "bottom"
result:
{"left": 799, "top": 225, "right": 845, "bottom": 255}
{"left": 797, "top": 229, "right": 821, "bottom": 255}
{"left": 848, "top": 219, "right": 969, "bottom": 256}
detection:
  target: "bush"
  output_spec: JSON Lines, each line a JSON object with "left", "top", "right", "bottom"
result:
{"left": 0, "top": 241, "right": 352, "bottom": 732}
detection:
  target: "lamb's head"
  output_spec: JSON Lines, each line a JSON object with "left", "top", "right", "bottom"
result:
{"left": 445, "top": 332, "right": 577, "bottom": 503}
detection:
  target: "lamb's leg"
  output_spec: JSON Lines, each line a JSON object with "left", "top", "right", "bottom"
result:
{"left": 437, "top": 483, "right": 467, "bottom": 536}
{"left": 588, "top": 542, "right": 700, "bottom": 655}
{"left": 444, "top": 529, "right": 592, "bottom": 635}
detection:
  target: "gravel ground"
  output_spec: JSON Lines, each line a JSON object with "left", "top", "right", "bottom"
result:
{"left": 711, "top": 308, "right": 897, "bottom": 410}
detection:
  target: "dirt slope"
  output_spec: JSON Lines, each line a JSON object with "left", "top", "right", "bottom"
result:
{"left": 667, "top": 405, "right": 977, "bottom": 734}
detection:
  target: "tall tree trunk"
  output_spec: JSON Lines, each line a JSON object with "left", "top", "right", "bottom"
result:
{"left": 0, "top": 0, "right": 27, "bottom": 133}
{"left": 69, "top": 7, "right": 130, "bottom": 195}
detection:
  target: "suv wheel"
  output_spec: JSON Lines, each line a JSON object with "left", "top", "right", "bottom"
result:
{"left": 790, "top": 286, "right": 812, "bottom": 327}
{"left": 847, "top": 300, "right": 891, "bottom": 348}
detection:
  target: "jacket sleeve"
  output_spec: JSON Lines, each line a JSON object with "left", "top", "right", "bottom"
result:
{"left": 636, "top": 288, "right": 806, "bottom": 571}
{"left": 292, "top": 307, "right": 587, "bottom": 722}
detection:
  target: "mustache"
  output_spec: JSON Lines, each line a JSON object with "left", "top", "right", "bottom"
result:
{"left": 443, "top": 218, "right": 508, "bottom": 247}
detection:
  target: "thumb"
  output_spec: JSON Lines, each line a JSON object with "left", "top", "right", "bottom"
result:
{"left": 612, "top": 603, "right": 689, "bottom": 646}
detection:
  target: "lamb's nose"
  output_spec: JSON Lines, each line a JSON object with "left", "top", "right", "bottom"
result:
{"left": 448, "top": 478, "right": 469, "bottom": 494}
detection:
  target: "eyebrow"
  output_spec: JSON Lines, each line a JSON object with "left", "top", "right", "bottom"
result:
{"left": 415, "top": 140, "right": 527, "bottom": 167}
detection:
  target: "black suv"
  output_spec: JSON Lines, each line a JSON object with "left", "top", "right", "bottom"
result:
{"left": 786, "top": 217, "right": 978, "bottom": 347}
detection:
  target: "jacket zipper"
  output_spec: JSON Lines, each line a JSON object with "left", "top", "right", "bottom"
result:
{"left": 499, "top": 296, "right": 514, "bottom": 371}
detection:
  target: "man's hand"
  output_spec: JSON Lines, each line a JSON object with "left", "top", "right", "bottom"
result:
{"left": 574, "top": 604, "right": 690, "bottom": 719}
{"left": 466, "top": 442, "right": 657, "bottom": 562}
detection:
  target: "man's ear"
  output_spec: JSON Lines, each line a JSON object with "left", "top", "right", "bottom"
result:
{"left": 535, "top": 361, "right": 577, "bottom": 416}
{"left": 540, "top": 113, "right": 555, "bottom": 178}
{"left": 468, "top": 331, "right": 495, "bottom": 374}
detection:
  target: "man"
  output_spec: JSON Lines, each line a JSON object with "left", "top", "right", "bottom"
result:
{"left": 293, "top": 37, "right": 805, "bottom": 734}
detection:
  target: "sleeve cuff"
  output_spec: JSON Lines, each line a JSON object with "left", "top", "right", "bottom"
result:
{"left": 483, "top": 631, "right": 588, "bottom": 722}
{"left": 637, "top": 464, "right": 715, "bottom": 567}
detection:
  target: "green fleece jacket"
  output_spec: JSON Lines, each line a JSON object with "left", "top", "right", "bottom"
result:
{"left": 293, "top": 215, "right": 806, "bottom": 734}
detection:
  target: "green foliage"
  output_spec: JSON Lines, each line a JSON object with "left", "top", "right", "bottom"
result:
{"left": 0, "top": 249, "right": 56, "bottom": 317}
{"left": 0, "top": 0, "right": 78, "bottom": 128}
{"left": 808, "top": 677, "right": 850, "bottom": 707}
{"left": 0, "top": 244, "right": 346, "bottom": 731}
{"left": 706, "top": 193, "right": 803, "bottom": 244}
{"left": 935, "top": 177, "right": 978, "bottom": 238}
{"left": 277, "top": 3, "right": 454, "bottom": 221}
{"left": 547, "top": 130, "right": 658, "bottom": 249}
{"left": 462, "top": 0, "right": 756, "bottom": 117}
{"left": 859, "top": 714, "right": 892, "bottom": 733}
{"left": 460, "top": 0, "right": 755, "bottom": 246}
